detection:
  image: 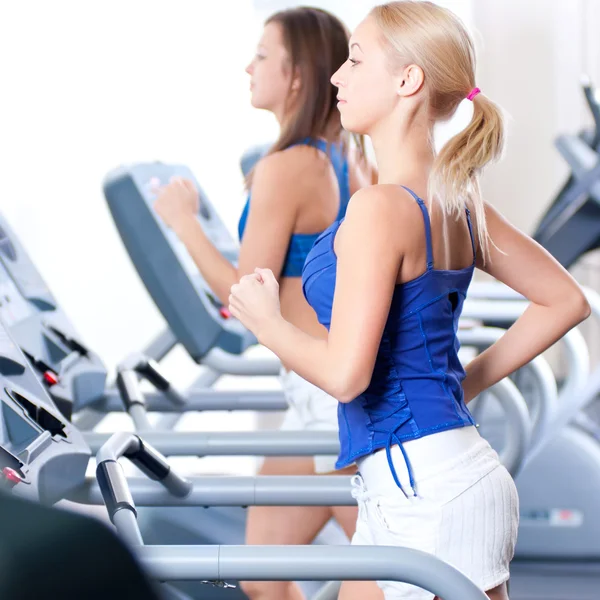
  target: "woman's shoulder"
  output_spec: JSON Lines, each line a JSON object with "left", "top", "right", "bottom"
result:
{"left": 251, "top": 143, "right": 337, "bottom": 202}
{"left": 257, "top": 143, "right": 330, "bottom": 173}
{"left": 347, "top": 184, "right": 419, "bottom": 215}
{"left": 339, "top": 185, "right": 423, "bottom": 242}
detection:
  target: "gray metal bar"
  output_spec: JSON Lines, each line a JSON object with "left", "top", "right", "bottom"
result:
{"left": 486, "top": 378, "right": 531, "bottom": 477}
{"left": 529, "top": 362, "right": 600, "bottom": 464}
{"left": 143, "top": 328, "right": 179, "bottom": 362}
{"left": 312, "top": 580, "right": 341, "bottom": 600}
{"left": 551, "top": 326, "right": 589, "bottom": 405}
{"left": 113, "top": 508, "right": 144, "bottom": 547}
{"left": 146, "top": 366, "right": 224, "bottom": 431}
{"left": 202, "top": 347, "right": 281, "bottom": 376}
{"left": 96, "top": 431, "right": 141, "bottom": 464}
{"left": 98, "top": 389, "right": 288, "bottom": 412}
{"left": 70, "top": 475, "right": 355, "bottom": 507}
{"left": 152, "top": 414, "right": 183, "bottom": 431}
{"left": 85, "top": 431, "right": 339, "bottom": 456}
{"left": 516, "top": 359, "right": 557, "bottom": 446}
{"left": 95, "top": 435, "right": 485, "bottom": 599}
{"left": 129, "top": 404, "right": 153, "bottom": 431}
{"left": 72, "top": 407, "right": 107, "bottom": 431}
{"left": 135, "top": 545, "right": 488, "bottom": 599}
{"left": 190, "top": 367, "right": 221, "bottom": 388}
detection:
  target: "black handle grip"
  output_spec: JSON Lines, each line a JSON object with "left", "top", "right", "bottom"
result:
{"left": 135, "top": 359, "right": 170, "bottom": 391}
{"left": 125, "top": 437, "right": 191, "bottom": 498}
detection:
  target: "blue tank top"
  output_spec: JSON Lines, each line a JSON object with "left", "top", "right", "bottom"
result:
{"left": 302, "top": 186, "right": 477, "bottom": 496}
{"left": 238, "top": 138, "right": 351, "bottom": 278}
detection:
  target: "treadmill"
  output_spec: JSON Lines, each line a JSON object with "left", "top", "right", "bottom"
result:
{"left": 0, "top": 210, "right": 343, "bottom": 460}
{"left": 0, "top": 214, "right": 107, "bottom": 421}
{"left": 533, "top": 77, "right": 600, "bottom": 268}
{"left": 0, "top": 315, "right": 487, "bottom": 600}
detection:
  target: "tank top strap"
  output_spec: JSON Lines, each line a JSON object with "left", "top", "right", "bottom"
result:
{"left": 465, "top": 208, "right": 476, "bottom": 264}
{"left": 401, "top": 185, "right": 434, "bottom": 271}
{"left": 298, "top": 138, "right": 350, "bottom": 220}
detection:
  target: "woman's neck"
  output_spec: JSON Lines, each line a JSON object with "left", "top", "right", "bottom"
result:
{"left": 369, "top": 115, "right": 434, "bottom": 188}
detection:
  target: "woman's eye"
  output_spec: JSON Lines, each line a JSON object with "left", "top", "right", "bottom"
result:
{"left": 349, "top": 58, "right": 359, "bottom": 66}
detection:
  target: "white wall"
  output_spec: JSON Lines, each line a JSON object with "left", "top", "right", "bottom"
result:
{"left": 473, "top": 0, "right": 600, "bottom": 233}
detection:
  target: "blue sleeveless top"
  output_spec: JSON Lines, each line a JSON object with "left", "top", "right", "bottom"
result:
{"left": 238, "top": 138, "right": 351, "bottom": 277}
{"left": 302, "top": 186, "right": 477, "bottom": 496}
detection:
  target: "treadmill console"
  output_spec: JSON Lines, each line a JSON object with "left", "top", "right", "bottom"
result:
{"left": 103, "top": 163, "right": 256, "bottom": 361}
{"left": 0, "top": 215, "right": 107, "bottom": 419}
{"left": 0, "top": 319, "right": 90, "bottom": 504}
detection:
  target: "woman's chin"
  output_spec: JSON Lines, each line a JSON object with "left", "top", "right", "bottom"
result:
{"left": 340, "top": 115, "right": 367, "bottom": 136}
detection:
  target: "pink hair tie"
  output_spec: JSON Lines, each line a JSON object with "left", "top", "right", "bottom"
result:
{"left": 467, "top": 87, "right": 481, "bottom": 101}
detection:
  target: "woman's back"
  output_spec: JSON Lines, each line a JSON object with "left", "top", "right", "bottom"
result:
{"left": 241, "top": 140, "right": 373, "bottom": 340}
{"left": 302, "top": 184, "right": 477, "bottom": 468}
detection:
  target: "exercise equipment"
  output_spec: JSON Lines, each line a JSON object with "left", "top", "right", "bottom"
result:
{"left": 0, "top": 297, "right": 90, "bottom": 503}
{"left": 90, "top": 430, "right": 488, "bottom": 600}
{"left": 0, "top": 214, "right": 106, "bottom": 421}
{"left": 533, "top": 76, "right": 600, "bottom": 268}
{"left": 0, "top": 286, "right": 158, "bottom": 598}
{"left": 0, "top": 315, "right": 487, "bottom": 600}
{"left": 103, "top": 162, "right": 251, "bottom": 359}
{"left": 0, "top": 210, "right": 342, "bottom": 462}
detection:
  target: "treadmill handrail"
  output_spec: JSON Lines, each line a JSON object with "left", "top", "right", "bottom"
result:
{"left": 135, "top": 544, "right": 487, "bottom": 599}
{"left": 85, "top": 430, "right": 341, "bottom": 457}
{"left": 95, "top": 432, "right": 486, "bottom": 599}
{"left": 71, "top": 474, "right": 357, "bottom": 507}
{"left": 98, "top": 388, "right": 289, "bottom": 413}
{"left": 202, "top": 346, "right": 281, "bottom": 376}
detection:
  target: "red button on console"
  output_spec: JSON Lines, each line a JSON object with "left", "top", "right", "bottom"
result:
{"left": 43, "top": 370, "right": 59, "bottom": 386}
{"left": 2, "top": 467, "right": 22, "bottom": 486}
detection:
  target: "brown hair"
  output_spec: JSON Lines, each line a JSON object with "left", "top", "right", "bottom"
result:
{"left": 372, "top": 1, "right": 506, "bottom": 260}
{"left": 247, "top": 7, "right": 361, "bottom": 186}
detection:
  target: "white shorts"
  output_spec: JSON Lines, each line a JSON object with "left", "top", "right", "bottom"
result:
{"left": 351, "top": 426, "right": 519, "bottom": 599}
{"left": 279, "top": 369, "right": 340, "bottom": 473}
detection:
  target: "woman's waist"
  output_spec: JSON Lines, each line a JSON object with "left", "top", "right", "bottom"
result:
{"left": 358, "top": 425, "right": 489, "bottom": 490}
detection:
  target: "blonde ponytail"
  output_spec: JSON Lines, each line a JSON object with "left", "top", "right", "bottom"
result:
{"left": 371, "top": 1, "right": 506, "bottom": 262}
{"left": 429, "top": 92, "right": 506, "bottom": 261}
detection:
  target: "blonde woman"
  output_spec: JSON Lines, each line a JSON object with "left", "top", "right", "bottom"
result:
{"left": 228, "top": 2, "right": 590, "bottom": 599}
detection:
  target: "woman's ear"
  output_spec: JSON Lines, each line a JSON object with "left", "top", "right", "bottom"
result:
{"left": 397, "top": 64, "right": 424, "bottom": 97}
